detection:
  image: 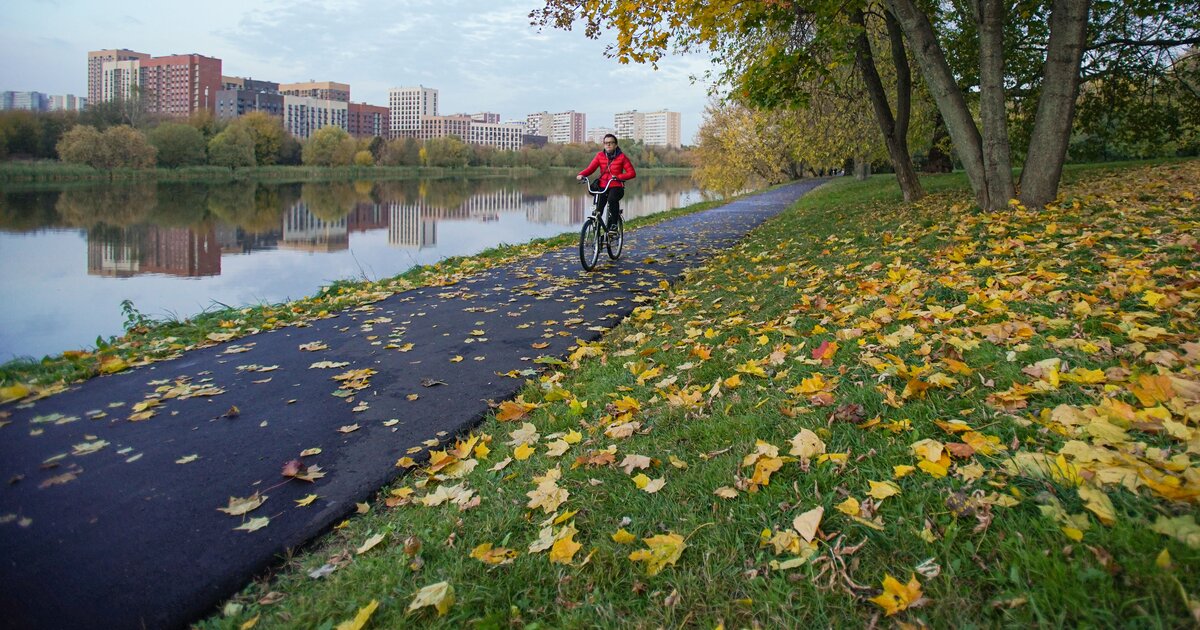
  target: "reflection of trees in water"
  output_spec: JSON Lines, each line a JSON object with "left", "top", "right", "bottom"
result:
{"left": 149, "top": 183, "right": 209, "bottom": 227}
{"left": 301, "top": 182, "right": 364, "bottom": 221}
{"left": 56, "top": 184, "right": 157, "bottom": 228}
{"left": 0, "top": 190, "right": 64, "bottom": 232}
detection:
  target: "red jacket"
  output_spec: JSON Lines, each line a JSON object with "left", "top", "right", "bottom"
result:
{"left": 579, "top": 149, "right": 636, "bottom": 188}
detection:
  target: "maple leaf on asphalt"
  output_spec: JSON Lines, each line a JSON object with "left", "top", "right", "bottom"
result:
{"left": 218, "top": 493, "right": 266, "bottom": 516}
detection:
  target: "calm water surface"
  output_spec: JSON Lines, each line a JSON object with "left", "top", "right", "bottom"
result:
{"left": 0, "top": 174, "right": 707, "bottom": 361}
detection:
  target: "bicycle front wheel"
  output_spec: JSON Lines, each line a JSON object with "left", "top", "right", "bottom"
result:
{"left": 606, "top": 217, "right": 624, "bottom": 260}
{"left": 579, "top": 217, "right": 601, "bottom": 271}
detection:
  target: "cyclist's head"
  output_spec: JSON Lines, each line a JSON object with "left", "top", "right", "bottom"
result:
{"left": 603, "top": 134, "right": 618, "bottom": 150}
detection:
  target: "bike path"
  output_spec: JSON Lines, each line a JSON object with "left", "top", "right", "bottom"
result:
{"left": 0, "top": 179, "right": 826, "bottom": 630}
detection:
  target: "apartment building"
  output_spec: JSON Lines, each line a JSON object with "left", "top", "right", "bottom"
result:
{"left": 614, "top": 109, "right": 682, "bottom": 148}
{"left": 642, "top": 110, "right": 682, "bottom": 148}
{"left": 525, "top": 111, "right": 586, "bottom": 144}
{"left": 280, "top": 81, "right": 350, "bottom": 102}
{"left": 283, "top": 95, "right": 348, "bottom": 139}
{"left": 215, "top": 77, "right": 282, "bottom": 119}
{"left": 140, "top": 54, "right": 223, "bottom": 116}
{"left": 48, "top": 94, "right": 87, "bottom": 112}
{"left": 87, "top": 49, "right": 149, "bottom": 104}
{"left": 0, "top": 91, "right": 48, "bottom": 111}
{"left": 348, "top": 102, "right": 390, "bottom": 139}
{"left": 388, "top": 86, "right": 438, "bottom": 137}
{"left": 467, "top": 122, "right": 525, "bottom": 152}
{"left": 101, "top": 59, "right": 141, "bottom": 103}
{"left": 588, "top": 127, "right": 615, "bottom": 144}
{"left": 470, "top": 112, "right": 500, "bottom": 124}
{"left": 418, "top": 115, "right": 472, "bottom": 141}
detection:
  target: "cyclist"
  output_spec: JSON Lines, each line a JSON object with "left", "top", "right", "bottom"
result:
{"left": 576, "top": 133, "right": 636, "bottom": 224}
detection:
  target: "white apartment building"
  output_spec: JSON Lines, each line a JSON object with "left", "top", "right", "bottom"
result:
{"left": 588, "top": 127, "right": 615, "bottom": 144}
{"left": 283, "top": 95, "right": 349, "bottom": 139}
{"left": 526, "top": 110, "right": 585, "bottom": 144}
{"left": 389, "top": 86, "right": 438, "bottom": 137}
{"left": 467, "top": 122, "right": 526, "bottom": 152}
{"left": 614, "top": 109, "right": 682, "bottom": 148}
{"left": 101, "top": 59, "right": 141, "bottom": 103}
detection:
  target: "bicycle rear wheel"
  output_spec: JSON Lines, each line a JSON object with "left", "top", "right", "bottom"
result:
{"left": 579, "top": 217, "right": 601, "bottom": 271}
{"left": 606, "top": 217, "right": 624, "bottom": 260}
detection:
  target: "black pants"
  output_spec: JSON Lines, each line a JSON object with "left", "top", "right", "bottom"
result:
{"left": 596, "top": 186, "right": 624, "bottom": 221}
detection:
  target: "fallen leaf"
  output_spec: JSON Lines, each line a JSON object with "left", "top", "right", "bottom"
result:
{"left": 408, "top": 581, "right": 454, "bottom": 616}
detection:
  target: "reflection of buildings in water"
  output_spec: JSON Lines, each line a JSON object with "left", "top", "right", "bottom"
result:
{"left": 620, "top": 192, "right": 683, "bottom": 219}
{"left": 387, "top": 190, "right": 525, "bottom": 248}
{"left": 523, "top": 195, "right": 588, "bottom": 226}
{"left": 347, "top": 202, "right": 389, "bottom": 233}
{"left": 279, "top": 201, "right": 349, "bottom": 252}
{"left": 213, "top": 222, "right": 282, "bottom": 255}
{"left": 87, "top": 224, "right": 220, "bottom": 277}
{"left": 389, "top": 202, "right": 437, "bottom": 249}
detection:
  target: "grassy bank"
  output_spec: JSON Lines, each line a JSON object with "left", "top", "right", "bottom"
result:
{"left": 0, "top": 187, "right": 732, "bottom": 399}
{"left": 0, "top": 162, "right": 695, "bottom": 185}
{"left": 198, "top": 160, "right": 1199, "bottom": 628}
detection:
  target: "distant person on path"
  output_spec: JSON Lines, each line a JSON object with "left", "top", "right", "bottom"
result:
{"left": 577, "top": 133, "right": 636, "bottom": 221}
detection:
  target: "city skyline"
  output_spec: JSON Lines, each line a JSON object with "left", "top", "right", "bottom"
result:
{"left": 0, "top": 0, "right": 715, "bottom": 144}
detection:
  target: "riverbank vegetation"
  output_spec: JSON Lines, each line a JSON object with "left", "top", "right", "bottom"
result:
{"left": 0, "top": 107, "right": 694, "bottom": 183}
{"left": 200, "top": 158, "right": 1198, "bottom": 628}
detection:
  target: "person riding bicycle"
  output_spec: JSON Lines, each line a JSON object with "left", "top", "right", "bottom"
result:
{"left": 576, "top": 133, "right": 636, "bottom": 222}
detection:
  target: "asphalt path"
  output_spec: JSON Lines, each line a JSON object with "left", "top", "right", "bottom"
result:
{"left": 0, "top": 179, "right": 826, "bottom": 629}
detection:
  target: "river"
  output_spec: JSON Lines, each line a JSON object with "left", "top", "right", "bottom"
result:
{"left": 0, "top": 173, "right": 706, "bottom": 361}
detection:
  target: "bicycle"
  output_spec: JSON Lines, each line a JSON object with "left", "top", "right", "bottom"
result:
{"left": 578, "top": 176, "right": 624, "bottom": 271}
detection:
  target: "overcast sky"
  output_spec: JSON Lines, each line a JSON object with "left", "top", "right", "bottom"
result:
{"left": 0, "top": 0, "right": 718, "bottom": 144}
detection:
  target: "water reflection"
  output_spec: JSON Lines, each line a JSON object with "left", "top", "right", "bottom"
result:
{"left": 0, "top": 174, "right": 705, "bottom": 359}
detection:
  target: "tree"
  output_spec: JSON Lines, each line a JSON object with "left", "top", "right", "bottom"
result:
{"left": 229, "top": 112, "right": 288, "bottom": 166}
{"left": 423, "top": 136, "right": 471, "bottom": 167}
{"left": 57, "top": 125, "right": 106, "bottom": 167}
{"left": 302, "top": 126, "right": 357, "bottom": 166}
{"left": 208, "top": 126, "right": 256, "bottom": 168}
{"left": 102, "top": 125, "right": 156, "bottom": 168}
{"left": 353, "top": 150, "right": 375, "bottom": 166}
{"left": 536, "top": 0, "right": 1198, "bottom": 211}
{"left": 147, "top": 123, "right": 207, "bottom": 168}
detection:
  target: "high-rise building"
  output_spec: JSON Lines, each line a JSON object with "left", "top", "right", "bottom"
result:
{"left": 348, "top": 102, "right": 390, "bottom": 139}
{"left": 642, "top": 110, "right": 682, "bottom": 148}
{"left": 467, "top": 122, "right": 525, "bottom": 152}
{"left": 0, "top": 91, "right": 48, "bottom": 111}
{"left": 470, "top": 112, "right": 500, "bottom": 124}
{"left": 418, "top": 115, "right": 472, "bottom": 141}
{"left": 280, "top": 81, "right": 350, "bottom": 102}
{"left": 525, "top": 111, "right": 585, "bottom": 144}
{"left": 101, "top": 59, "right": 141, "bottom": 103}
{"left": 48, "top": 94, "right": 86, "bottom": 112}
{"left": 283, "top": 96, "right": 348, "bottom": 139}
{"left": 215, "top": 77, "right": 283, "bottom": 119}
{"left": 614, "top": 109, "right": 682, "bottom": 147}
{"left": 140, "top": 54, "right": 223, "bottom": 116}
{"left": 388, "top": 86, "right": 438, "bottom": 137}
{"left": 88, "top": 49, "right": 149, "bottom": 105}
{"left": 588, "top": 127, "right": 615, "bottom": 144}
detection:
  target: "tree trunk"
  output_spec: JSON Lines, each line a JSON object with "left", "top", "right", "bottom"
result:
{"left": 886, "top": 0, "right": 997, "bottom": 209}
{"left": 1020, "top": 0, "right": 1091, "bottom": 209}
{"left": 855, "top": 156, "right": 871, "bottom": 180}
{"left": 974, "top": 0, "right": 1016, "bottom": 206}
{"left": 885, "top": 11, "right": 911, "bottom": 143}
{"left": 851, "top": 9, "right": 924, "bottom": 202}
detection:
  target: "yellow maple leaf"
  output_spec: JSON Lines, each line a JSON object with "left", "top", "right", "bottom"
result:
{"left": 835, "top": 496, "right": 860, "bottom": 516}
{"left": 792, "top": 506, "right": 824, "bottom": 543}
{"left": 869, "top": 573, "right": 923, "bottom": 616}
{"left": 526, "top": 478, "right": 568, "bottom": 513}
{"left": 470, "top": 543, "right": 518, "bottom": 565}
{"left": 629, "top": 532, "right": 686, "bottom": 576}
{"left": 611, "top": 528, "right": 637, "bottom": 544}
{"left": 295, "top": 494, "right": 318, "bottom": 507}
{"left": 514, "top": 443, "right": 535, "bottom": 461}
{"left": 408, "top": 582, "right": 454, "bottom": 616}
{"left": 1077, "top": 484, "right": 1116, "bottom": 526}
{"left": 549, "top": 528, "right": 582, "bottom": 564}
{"left": 334, "top": 599, "right": 379, "bottom": 630}
{"left": 867, "top": 480, "right": 901, "bottom": 500}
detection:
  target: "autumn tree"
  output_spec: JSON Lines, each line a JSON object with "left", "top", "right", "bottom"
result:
{"left": 302, "top": 126, "right": 357, "bottom": 166}
{"left": 535, "top": 0, "right": 1199, "bottom": 211}
{"left": 207, "top": 126, "right": 256, "bottom": 168}
{"left": 57, "top": 125, "right": 155, "bottom": 169}
{"left": 146, "top": 123, "right": 207, "bottom": 168}
{"left": 227, "top": 112, "right": 289, "bottom": 166}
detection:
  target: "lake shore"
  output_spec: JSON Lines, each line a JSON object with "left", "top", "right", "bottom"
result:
{"left": 0, "top": 162, "right": 694, "bottom": 186}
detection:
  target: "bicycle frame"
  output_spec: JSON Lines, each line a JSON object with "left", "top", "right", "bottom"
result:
{"left": 582, "top": 176, "right": 615, "bottom": 228}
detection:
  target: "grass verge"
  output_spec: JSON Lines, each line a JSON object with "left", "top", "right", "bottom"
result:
{"left": 200, "top": 159, "right": 1200, "bottom": 628}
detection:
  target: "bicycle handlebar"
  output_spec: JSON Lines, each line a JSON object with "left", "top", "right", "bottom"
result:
{"left": 582, "top": 176, "right": 616, "bottom": 195}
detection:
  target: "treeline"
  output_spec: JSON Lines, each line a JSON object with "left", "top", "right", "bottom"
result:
{"left": 0, "top": 107, "right": 693, "bottom": 170}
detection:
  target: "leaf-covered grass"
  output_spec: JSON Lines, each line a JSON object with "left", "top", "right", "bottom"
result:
{"left": 199, "top": 159, "right": 1200, "bottom": 628}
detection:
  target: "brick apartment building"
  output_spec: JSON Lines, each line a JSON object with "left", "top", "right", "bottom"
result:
{"left": 140, "top": 54, "right": 223, "bottom": 116}
{"left": 87, "top": 48, "right": 149, "bottom": 105}
{"left": 347, "top": 102, "right": 390, "bottom": 139}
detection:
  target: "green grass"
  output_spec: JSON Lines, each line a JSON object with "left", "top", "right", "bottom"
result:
{"left": 197, "top": 159, "right": 1200, "bottom": 628}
